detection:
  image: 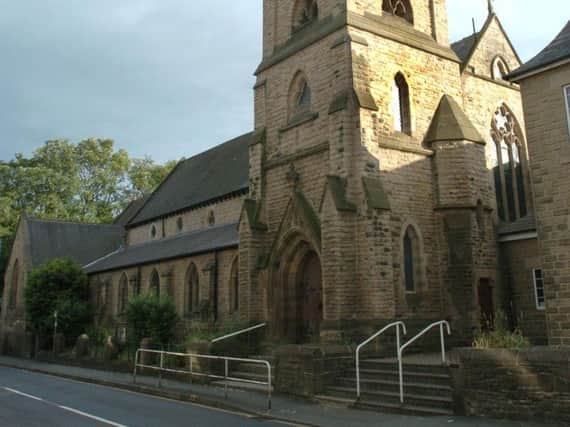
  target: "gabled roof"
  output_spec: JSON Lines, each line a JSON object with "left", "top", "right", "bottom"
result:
{"left": 85, "top": 222, "right": 238, "bottom": 274}
{"left": 26, "top": 218, "right": 124, "bottom": 269}
{"left": 114, "top": 196, "right": 149, "bottom": 226}
{"left": 451, "top": 13, "right": 521, "bottom": 72}
{"left": 451, "top": 33, "right": 479, "bottom": 63}
{"left": 424, "top": 95, "right": 485, "bottom": 145}
{"left": 508, "top": 21, "right": 570, "bottom": 81}
{"left": 129, "top": 132, "right": 252, "bottom": 227}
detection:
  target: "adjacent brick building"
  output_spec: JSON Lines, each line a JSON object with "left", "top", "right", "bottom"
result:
{"left": 508, "top": 21, "right": 570, "bottom": 346}
{"left": 2, "top": 1, "right": 554, "bottom": 354}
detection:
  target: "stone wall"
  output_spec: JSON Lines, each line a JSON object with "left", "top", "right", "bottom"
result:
{"left": 500, "top": 238, "right": 547, "bottom": 345}
{"left": 127, "top": 195, "right": 244, "bottom": 246}
{"left": 519, "top": 64, "right": 570, "bottom": 346}
{"left": 451, "top": 348, "right": 570, "bottom": 423}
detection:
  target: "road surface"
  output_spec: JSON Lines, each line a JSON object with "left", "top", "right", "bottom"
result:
{"left": 0, "top": 366, "right": 292, "bottom": 427}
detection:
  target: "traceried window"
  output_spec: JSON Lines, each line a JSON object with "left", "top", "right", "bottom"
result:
{"left": 9, "top": 260, "right": 19, "bottom": 309}
{"left": 392, "top": 73, "right": 411, "bottom": 134}
{"left": 118, "top": 274, "right": 128, "bottom": 314}
{"left": 229, "top": 257, "right": 239, "bottom": 314}
{"left": 383, "top": 0, "right": 413, "bottom": 24}
{"left": 292, "top": 0, "right": 318, "bottom": 33}
{"left": 491, "top": 57, "right": 509, "bottom": 80}
{"left": 533, "top": 269, "right": 545, "bottom": 310}
{"left": 564, "top": 85, "right": 570, "bottom": 135}
{"left": 403, "top": 226, "right": 421, "bottom": 293}
{"left": 490, "top": 104, "right": 528, "bottom": 223}
{"left": 150, "top": 269, "right": 160, "bottom": 299}
{"left": 186, "top": 264, "right": 200, "bottom": 315}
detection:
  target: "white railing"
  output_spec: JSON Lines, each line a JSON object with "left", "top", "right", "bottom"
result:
{"left": 133, "top": 348, "right": 272, "bottom": 410}
{"left": 356, "top": 321, "right": 407, "bottom": 399}
{"left": 211, "top": 322, "right": 267, "bottom": 344}
{"left": 397, "top": 320, "right": 451, "bottom": 403}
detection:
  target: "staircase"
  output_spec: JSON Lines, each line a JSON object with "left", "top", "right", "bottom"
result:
{"left": 317, "top": 356, "right": 454, "bottom": 416}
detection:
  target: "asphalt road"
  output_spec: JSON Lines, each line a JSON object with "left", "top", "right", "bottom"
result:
{"left": 0, "top": 366, "right": 291, "bottom": 427}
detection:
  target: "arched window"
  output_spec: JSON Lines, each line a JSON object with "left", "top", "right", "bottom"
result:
{"left": 229, "top": 257, "right": 239, "bottom": 314}
{"left": 392, "top": 73, "right": 411, "bottom": 134}
{"left": 150, "top": 224, "right": 157, "bottom": 239}
{"left": 491, "top": 57, "right": 509, "bottom": 80}
{"left": 490, "top": 104, "right": 528, "bottom": 222}
{"left": 9, "top": 260, "right": 19, "bottom": 309}
{"left": 288, "top": 72, "right": 312, "bottom": 120}
{"left": 118, "top": 274, "right": 129, "bottom": 314}
{"left": 186, "top": 264, "right": 200, "bottom": 315}
{"left": 150, "top": 269, "right": 160, "bottom": 299}
{"left": 383, "top": 0, "right": 413, "bottom": 24}
{"left": 292, "top": 0, "right": 318, "bottom": 33}
{"left": 177, "top": 217, "right": 184, "bottom": 232}
{"left": 403, "top": 226, "right": 421, "bottom": 293}
{"left": 208, "top": 211, "right": 216, "bottom": 227}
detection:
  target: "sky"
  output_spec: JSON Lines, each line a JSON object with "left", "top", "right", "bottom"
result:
{"left": 0, "top": 1, "right": 567, "bottom": 163}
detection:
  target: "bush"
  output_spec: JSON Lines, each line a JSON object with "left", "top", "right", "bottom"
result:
{"left": 86, "top": 326, "right": 112, "bottom": 358}
{"left": 25, "top": 258, "right": 92, "bottom": 346}
{"left": 125, "top": 294, "right": 179, "bottom": 348}
{"left": 473, "top": 311, "right": 531, "bottom": 349}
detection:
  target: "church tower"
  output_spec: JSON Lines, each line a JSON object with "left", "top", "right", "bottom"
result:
{"left": 240, "top": 0, "right": 496, "bottom": 345}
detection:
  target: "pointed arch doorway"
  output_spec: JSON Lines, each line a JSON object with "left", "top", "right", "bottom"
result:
{"left": 270, "top": 236, "right": 323, "bottom": 344}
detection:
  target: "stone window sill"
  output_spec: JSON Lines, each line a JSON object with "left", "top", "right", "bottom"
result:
{"left": 279, "top": 111, "right": 319, "bottom": 133}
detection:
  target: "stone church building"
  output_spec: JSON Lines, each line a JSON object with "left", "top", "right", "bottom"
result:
{"left": 2, "top": 1, "right": 552, "bottom": 353}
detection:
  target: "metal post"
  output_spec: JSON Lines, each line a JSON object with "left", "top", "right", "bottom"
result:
{"left": 52, "top": 311, "right": 58, "bottom": 357}
{"left": 356, "top": 350, "right": 360, "bottom": 399}
{"left": 189, "top": 356, "right": 193, "bottom": 384}
{"left": 440, "top": 323, "right": 446, "bottom": 364}
{"left": 224, "top": 359, "right": 229, "bottom": 399}
{"left": 158, "top": 351, "right": 164, "bottom": 388}
{"left": 398, "top": 349, "right": 404, "bottom": 404}
{"left": 133, "top": 350, "right": 139, "bottom": 384}
{"left": 267, "top": 363, "right": 272, "bottom": 411}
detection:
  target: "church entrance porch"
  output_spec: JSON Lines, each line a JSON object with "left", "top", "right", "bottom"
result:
{"left": 269, "top": 235, "right": 323, "bottom": 345}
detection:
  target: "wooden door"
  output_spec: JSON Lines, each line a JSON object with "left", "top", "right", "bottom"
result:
{"left": 299, "top": 252, "right": 323, "bottom": 342}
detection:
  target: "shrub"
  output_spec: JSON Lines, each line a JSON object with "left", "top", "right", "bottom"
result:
{"left": 125, "top": 294, "right": 179, "bottom": 348}
{"left": 25, "top": 258, "right": 92, "bottom": 346}
{"left": 86, "top": 326, "right": 112, "bottom": 358}
{"left": 473, "top": 311, "right": 531, "bottom": 350}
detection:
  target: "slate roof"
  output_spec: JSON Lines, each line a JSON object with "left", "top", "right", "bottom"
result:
{"left": 26, "top": 218, "right": 124, "bottom": 269}
{"left": 508, "top": 21, "right": 570, "bottom": 80}
{"left": 497, "top": 215, "right": 537, "bottom": 236}
{"left": 451, "top": 33, "right": 479, "bottom": 63}
{"left": 85, "top": 222, "right": 238, "bottom": 274}
{"left": 129, "top": 132, "right": 252, "bottom": 227}
{"left": 424, "top": 95, "right": 485, "bottom": 145}
{"left": 114, "top": 196, "right": 149, "bottom": 226}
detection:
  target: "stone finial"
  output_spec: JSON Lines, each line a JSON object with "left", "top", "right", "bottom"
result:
{"left": 487, "top": 0, "right": 495, "bottom": 15}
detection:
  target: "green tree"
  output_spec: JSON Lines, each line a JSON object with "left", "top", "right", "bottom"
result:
{"left": 125, "top": 294, "right": 179, "bottom": 348}
{"left": 24, "top": 258, "right": 92, "bottom": 345}
{"left": 127, "top": 157, "right": 178, "bottom": 200}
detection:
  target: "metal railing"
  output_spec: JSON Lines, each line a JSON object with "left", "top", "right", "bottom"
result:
{"left": 356, "top": 321, "right": 407, "bottom": 398}
{"left": 211, "top": 322, "right": 267, "bottom": 344}
{"left": 397, "top": 320, "right": 451, "bottom": 403}
{"left": 133, "top": 348, "right": 272, "bottom": 410}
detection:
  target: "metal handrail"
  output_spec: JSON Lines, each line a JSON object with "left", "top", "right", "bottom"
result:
{"left": 356, "top": 321, "right": 407, "bottom": 398}
{"left": 211, "top": 322, "right": 267, "bottom": 344}
{"left": 133, "top": 348, "right": 272, "bottom": 410}
{"left": 397, "top": 320, "right": 451, "bottom": 403}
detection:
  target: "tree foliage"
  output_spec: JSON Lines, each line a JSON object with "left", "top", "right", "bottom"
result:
{"left": 0, "top": 139, "right": 177, "bottom": 286}
{"left": 125, "top": 294, "right": 179, "bottom": 348}
{"left": 24, "top": 258, "right": 92, "bottom": 344}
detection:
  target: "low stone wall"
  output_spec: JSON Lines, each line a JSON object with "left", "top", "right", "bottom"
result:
{"left": 450, "top": 347, "right": 570, "bottom": 423}
{"left": 274, "top": 344, "right": 352, "bottom": 397}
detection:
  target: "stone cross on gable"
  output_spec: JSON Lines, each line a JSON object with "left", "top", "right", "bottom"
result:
{"left": 487, "top": 0, "right": 495, "bottom": 15}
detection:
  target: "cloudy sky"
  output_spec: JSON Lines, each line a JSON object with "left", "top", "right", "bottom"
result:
{"left": 0, "top": 1, "right": 567, "bottom": 163}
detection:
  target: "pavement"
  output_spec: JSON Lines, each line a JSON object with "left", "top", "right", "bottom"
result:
{"left": 0, "top": 356, "right": 563, "bottom": 427}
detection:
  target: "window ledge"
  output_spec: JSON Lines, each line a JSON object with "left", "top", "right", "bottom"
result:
{"left": 280, "top": 111, "right": 319, "bottom": 133}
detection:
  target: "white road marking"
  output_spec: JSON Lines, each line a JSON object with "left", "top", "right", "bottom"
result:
{"left": 3, "top": 387, "right": 128, "bottom": 427}
{"left": 58, "top": 405, "right": 128, "bottom": 427}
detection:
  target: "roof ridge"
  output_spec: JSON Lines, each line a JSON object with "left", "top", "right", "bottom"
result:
{"left": 27, "top": 217, "right": 123, "bottom": 228}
